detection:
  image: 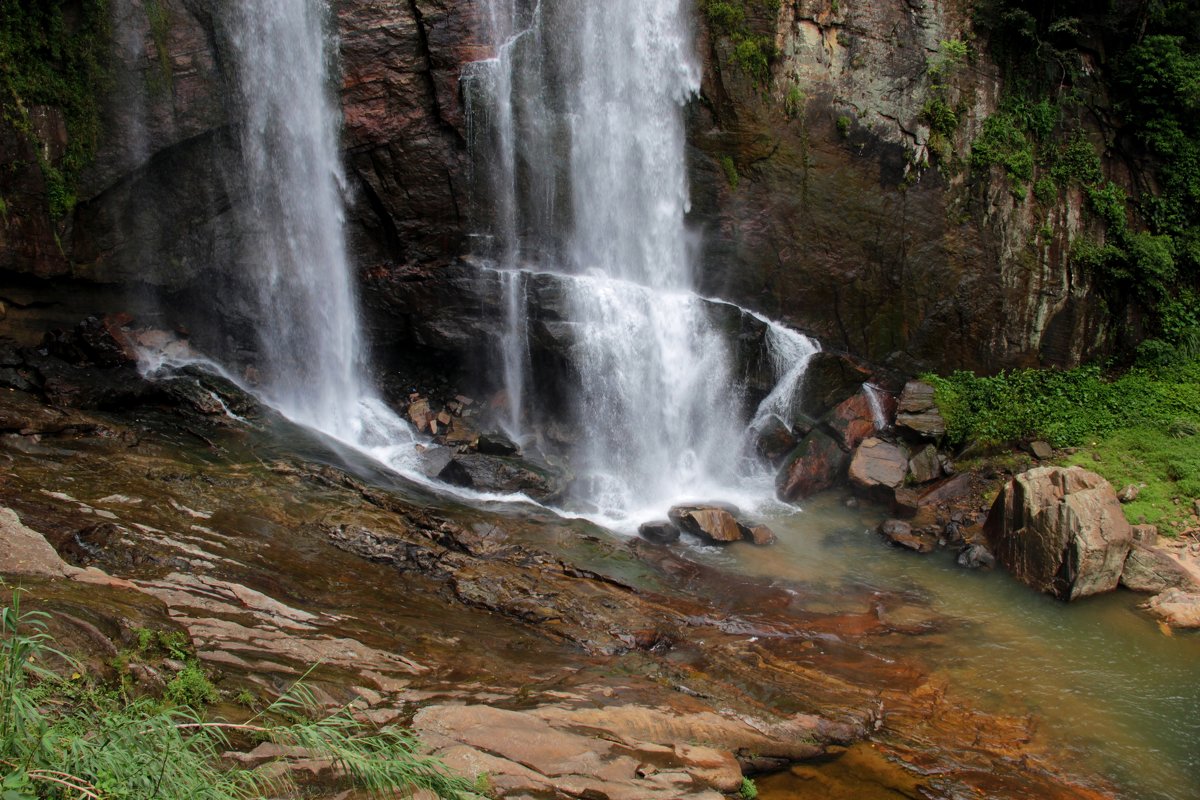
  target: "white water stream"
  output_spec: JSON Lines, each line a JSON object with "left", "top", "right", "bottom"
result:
{"left": 464, "top": 0, "right": 821, "bottom": 524}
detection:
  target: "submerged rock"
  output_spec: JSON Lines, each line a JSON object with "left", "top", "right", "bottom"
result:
{"left": 668, "top": 505, "right": 743, "bottom": 544}
{"left": 957, "top": 543, "right": 996, "bottom": 570}
{"left": 1143, "top": 589, "right": 1200, "bottom": 628}
{"left": 638, "top": 521, "right": 680, "bottom": 544}
{"left": 437, "top": 453, "right": 563, "bottom": 502}
{"left": 983, "top": 466, "right": 1133, "bottom": 601}
{"left": 878, "top": 519, "right": 934, "bottom": 553}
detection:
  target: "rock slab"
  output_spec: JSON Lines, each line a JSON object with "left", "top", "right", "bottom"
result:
{"left": 983, "top": 467, "right": 1133, "bottom": 600}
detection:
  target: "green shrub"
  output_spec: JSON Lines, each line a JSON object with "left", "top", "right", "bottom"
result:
{"left": 740, "top": 776, "right": 759, "bottom": 800}
{"left": 837, "top": 114, "right": 852, "bottom": 138}
{"left": 165, "top": 664, "right": 218, "bottom": 708}
{"left": 971, "top": 111, "right": 1034, "bottom": 188}
{"left": 922, "top": 98, "right": 958, "bottom": 138}
{"left": 1033, "top": 176, "right": 1057, "bottom": 205}
{"left": 1, "top": 593, "right": 483, "bottom": 799}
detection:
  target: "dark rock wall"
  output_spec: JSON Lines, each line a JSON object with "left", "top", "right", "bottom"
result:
{"left": 1, "top": 0, "right": 1112, "bottom": 374}
{"left": 688, "top": 0, "right": 1109, "bottom": 373}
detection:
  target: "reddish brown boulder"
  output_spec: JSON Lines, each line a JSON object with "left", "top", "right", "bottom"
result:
{"left": 668, "top": 506, "right": 743, "bottom": 544}
{"left": 775, "top": 429, "right": 849, "bottom": 502}
{"left": 826, "top": 393, "right": 876, "bottom": 451}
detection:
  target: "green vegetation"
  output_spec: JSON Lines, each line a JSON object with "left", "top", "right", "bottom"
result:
{"left": 740, "top": 776, "right": 759, "bottom": 800}
{"left": 784, "top": 84, "right": 805, "bottom": 119}
{"left": 1, "top": 592, "right": 483, "bottom": 799}
{"left": 925, "top": 351, "right": 1200, "bottom": 531}
{"left": 836, "top": 114, "right": 852, "bottom": 138}
{"left": 0, "top": 0, "right": 111, "bottom": 219}
{"left": 922, "top": 39, "right": 969, "bottom": 165}
{"left": 971, "top": 1, "right": 1200, "bottom": 346}
{"left": 702, "top": 1, "right": 779, "bottom": 84}
{"left": 1064, "top": 427, "right": 1200, "bottom": 534}
{"left": 145, "top": 0, "right": 173, "bottom": 90}
{"left": 719, "top": 155, "right": 740, "bottom": 190}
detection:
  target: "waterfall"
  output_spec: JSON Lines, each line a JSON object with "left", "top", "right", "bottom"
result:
{"left": 863, "top": 383, "right": 890, "bottom": 432}
{"left": 467, "top": 0, "right": 819, "bottom": 523}
{"left": 223, "top": 1, "right": 363, "bottom": 435}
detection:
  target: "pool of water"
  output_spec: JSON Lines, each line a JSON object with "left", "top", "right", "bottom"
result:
{"left": 683, "top": 492, "right": 1200, "bottom": 800}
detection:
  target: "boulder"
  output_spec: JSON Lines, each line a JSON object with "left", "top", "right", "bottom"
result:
{"left": 1120, "top": 543, "right": 1199, "bottom": 594}
{"left": 957, "top": 543, "right": 995, "bottom": 570}
{"left": 878, "top": 519, "right": 934, "bottom": 553}
{"left": 907, "top": 444, "right": 941, "bottom": 484}
{"left": 1028, "top": 440, "right": 1054, "bottom": 461}
{"left": 983, "top": 467, "right": 1133, "bottom": 600}
{"left": 476, "top": 432, "right": 519, "bottom": 456}
{"left": 848, "top": 438, "right": 908, "bottom": 501}
{"left": 894, "top": 381, "right": 945, "bottom": 439}
{"left": 437, "top": 454, "right": 562, "bottom": 502}
{"left": 796, "top": 352, "right": 871, "bottom": 418}
{"left": 638, "top": 521, "right": 680, "bottom": 545}
{"left": 1117, "top": 484, "right": 1142, "bottom": 503}
{"left": 825, "top": 393, "right": 875, "bottom": 451}
{"left": 753, "top": 415, "right": 798, "bottom": 465}
{"left": 668, "top": 506, "right": 743, "bottom": 544}
{"left": 740, "top": 523, "right": 777, "bottom": 546}
{"left": 775, "top": 428, "right": 849, "bottom": 502}
{"left": 1142, "top": 589, "right": 1200, "bottom": 628}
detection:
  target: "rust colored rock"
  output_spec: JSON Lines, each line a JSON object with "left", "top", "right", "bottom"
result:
{"left": 983, "top": 467, "right": 1133, "bottom": 600}
{"left": 668, "top": 505, "right": 743, "bottom": 544}
{"left": 827, "top": 392, "right": 876, "bottom": 451}
{"left": 848, "top": 438, "right": 908, "bottom": 501}
{"left": 741, "top": 523, "right": 777, "bottom": 546}
{"left": 775, "top": 428, "right": 849, "bottom": 502}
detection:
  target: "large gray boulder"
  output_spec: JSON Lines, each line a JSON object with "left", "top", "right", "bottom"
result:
{"left": 983, "top": 467, "right": 1133, "bottom": 600}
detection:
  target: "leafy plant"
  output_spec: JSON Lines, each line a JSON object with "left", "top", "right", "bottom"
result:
{"left": 740, "top": 776, "right": 759, "bottom": 799}
{"left": 719, "top": 155, "right": 740, "bottom": 190}
{"left": 0, "top": 593, "right": 484, "bottom": 799}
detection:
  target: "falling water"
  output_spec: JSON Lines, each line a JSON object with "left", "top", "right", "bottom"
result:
{"left": 863, "top": 383, "right": 890, "bottom": 431}
{"left": 467, "top": 0, "right": 819, "bottom": 522}
{"left": 223, "top": 1, "right": 365, "bottom": 437}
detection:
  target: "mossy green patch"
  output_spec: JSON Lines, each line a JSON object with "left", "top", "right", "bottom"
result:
{"left": 0, "top": 0, "right": 111, "bottom": 219}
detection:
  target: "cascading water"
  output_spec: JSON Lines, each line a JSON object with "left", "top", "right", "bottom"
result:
{"left": 223, "top": 1, "right": 364, "bottom": 435}
{"left": 466, "top": 0, "right": 820, "bottom": 523}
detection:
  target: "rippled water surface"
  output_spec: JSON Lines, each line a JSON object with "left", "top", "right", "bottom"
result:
{"left": 685, "top": 493, "right": 1200, "bottom": 800}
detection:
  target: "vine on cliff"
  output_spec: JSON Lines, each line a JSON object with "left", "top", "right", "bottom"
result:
{"left": 971, "top": 0, "right": 1200, "bottom": 347}
{"left": 702, "top": 0, "right": 780, "bottom": 85}
{"left": 0, "top": 0, "right": 111, "bottom": 219}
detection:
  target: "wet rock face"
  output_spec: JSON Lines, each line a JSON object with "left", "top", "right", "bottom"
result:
{"left": 984, "top": 467, "right": 1133, "bottom": 601}
{"left": 688, "top": 1, "right": 1110, "bottom": 372}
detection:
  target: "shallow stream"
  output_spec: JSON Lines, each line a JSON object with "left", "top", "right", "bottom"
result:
{"left": 692, "top": 493, "right": 1200, "bottom": 800}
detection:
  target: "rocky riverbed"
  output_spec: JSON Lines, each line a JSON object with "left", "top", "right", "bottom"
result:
{"left": 0, "top": 361, "right": 1127, "bottom": 799}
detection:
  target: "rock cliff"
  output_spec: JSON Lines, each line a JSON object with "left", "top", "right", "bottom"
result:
{"left": 1, "top": 0, "right": 1119, "bottom": 374}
